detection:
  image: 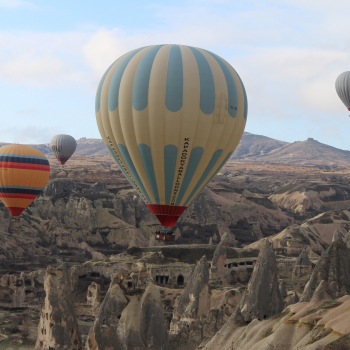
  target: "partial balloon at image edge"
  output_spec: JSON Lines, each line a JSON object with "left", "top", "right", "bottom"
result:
{"left": 0, "top": 144, "right": 50, "bottom": 217}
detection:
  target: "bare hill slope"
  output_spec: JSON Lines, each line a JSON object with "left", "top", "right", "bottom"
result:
{"left": 1, "top": 133, "right": 350, "bottom": 166}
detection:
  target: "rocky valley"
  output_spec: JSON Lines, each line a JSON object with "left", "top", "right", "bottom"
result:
{"left": 1, "top": 137, "right": 350, "bottom": 349}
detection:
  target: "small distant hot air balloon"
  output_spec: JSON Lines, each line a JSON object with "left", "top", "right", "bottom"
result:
{"left": 50, "top": 134, "right": 76, "bottom": 166}
{"left": 335, "top": 71, "right": 350, "bottom": 114}
{"left": 0, "top": 145, "right": 50, "bottom": 216}
{"left": 95, "top": 45, "right": 247, "bottom": 227}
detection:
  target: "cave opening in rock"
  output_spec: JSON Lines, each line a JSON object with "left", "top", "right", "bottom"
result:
{"left": 177, "top": 275, "right": 184, "bottom": 286}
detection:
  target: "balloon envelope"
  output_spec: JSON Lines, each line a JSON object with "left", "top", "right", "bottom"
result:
{"left": 0, "top": 145, "right": 50, "bottom": 216}
{"left": 335, "top": 71, "right": 350, "bottom": 110}
{"left": 50, "top": 134, "right": 76, "bottom": 166}
{"left": 95, "top": 44, "right": 247, "bottom": 226}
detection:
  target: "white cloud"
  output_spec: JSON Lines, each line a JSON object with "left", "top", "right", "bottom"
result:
{"left": 83, "top": 29, "right": 127, "bottom": 80}
{"left": 0, "top": 126, "right": 59, "bottom": 144}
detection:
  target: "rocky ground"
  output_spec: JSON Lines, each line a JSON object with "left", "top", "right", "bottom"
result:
{"left": 1, "top": 156, "right": 350, "bottom": 349}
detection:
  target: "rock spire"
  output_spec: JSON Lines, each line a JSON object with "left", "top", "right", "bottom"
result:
{"left": 300, "top": 231, "right": 350, "bottom": 302}
{"left": 210, "top": 233, "right": 228, "bottom": 284}
{"left": 86, "top": 275, "right": 127, "bottom": 350}
{"left": 239, "top": 239, "right": 284, "bottom": 321}
{"left": 35, "top": 264, "right": 82, "bottom": 350}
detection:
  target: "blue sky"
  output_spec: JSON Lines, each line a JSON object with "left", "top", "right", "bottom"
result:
{"left": 1, "top": 0, "right": 350, "bottom": 150}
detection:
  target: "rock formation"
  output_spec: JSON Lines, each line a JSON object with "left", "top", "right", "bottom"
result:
{"left": 246, "top": 210, "right": 350, "bottom": 255}
{"left": 79, "top": 242, "right": 106, "bottom": 260}
{"left": 86, "top": 279, "right": 168, "bottom": 350}
{"left": 285, "top": 291, "right": 299, "bottom": 306}
{"left": 86, "top": 275, "right": 127, "bottom": 350}
{"left": 210, "top": 232, "right": 228, "bottom": 284}
{"left": 35, "top": 263, "right": 82, "bottom": 350}
{"left": 170, "top": 256, "right": 210, "bottom": 334}
{"left": 117, "top": 282, "right": 169, "bottom": 350}
{"left": 239, "top": 239, "right": 284, "bottom": 322}
{"left": 345, "top": 231, "right": 350, "bottom": 249}
{"left": 300, "top": 229, "right": 350, "bottom": 302}
{"left": 332, "top": 228, "right": 343, "bottom": 242}
{"left": 279, "top": 282, "right": 287, "bottom": 298}
{"left": 292, "top": 249, "right": 313, "bottom": 279}
{"left": 201, "top": 294, "right": 350, "bottom": 350}
{"left": 86, "top": 282, "right": 103, "bottom": 316}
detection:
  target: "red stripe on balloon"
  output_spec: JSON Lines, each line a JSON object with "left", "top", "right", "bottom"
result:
{"left": 0, "top": 193, "right": 38, "bottom": 199}
{"left": 0, "top": 162, "right": 50, "bottom": 171}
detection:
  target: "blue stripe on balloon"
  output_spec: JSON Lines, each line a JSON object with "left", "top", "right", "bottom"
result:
{"left": 117, "top": 144, "right": 152, "bottom": 204}
{"left": 132, "top": 45, "right": 164, "bottom": 111}
{"left": 188, "top": 47, "right": 215, "bottom": 115}
{"left": 165, "top": 45, "right": 183, "bottom": 112}
{"left": 95, "top": 58, "right": 120, "bottom": 113}
{"left": 205, "top": 51, "right": 238, "bottom": 118}
{"left": 164, "top": 144, "right": 178, "bottom": 205}
{"left": 175, "top": 146, "right": 204, "bottom": 206}
{"left": 108, "top": 47, "right": 146, "bottom": 112}
{"left": 186, "top": 151, "right": 233, "bottom": 205}
{"left": 184, "top": 149, "right": 223, "bottom": 206}
{"left": 106, "top": 145, "right": 148, "bottom": 203}
{"left": 235, "top": 71, "right": 248, "bottom": 121}
{"left": 138, "top": 144, "right": 160, "bottom": 204}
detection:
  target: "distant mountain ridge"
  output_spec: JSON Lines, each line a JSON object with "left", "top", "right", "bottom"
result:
{"left": 1, "top": 133, "right": 349, "bottom": 167}
{"left": 230, "top": 133, "right": 350, "bottom": 167}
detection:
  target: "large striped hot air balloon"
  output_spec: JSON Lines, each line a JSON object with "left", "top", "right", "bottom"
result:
{"left": 0, "top": 145, "right": 50, "bottom": 216}
{"left": 50, "top": 134, "right": 77, "bottom": 166}
{"left": 96, "top": 45, "right": 247, "bottom": 227}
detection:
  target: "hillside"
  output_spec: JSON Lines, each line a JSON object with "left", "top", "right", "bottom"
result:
{"left": 230, "top": 135, "right": 350, "bottom": 167}
{"left": 1, "top": 133, "right": 350, "bottom": 167}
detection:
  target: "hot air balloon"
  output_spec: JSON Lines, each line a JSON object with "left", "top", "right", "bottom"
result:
{"left": 336, "top": 71, "right": 350, "bottom": 113}
{"left": 95, "top": 45, "right": 247, "bottom": 227}
{"left": 0, "top": 145, "right": 50, "bottom": 216}
{"left": 50, "top": 134, "right": 76, "bottom": 166}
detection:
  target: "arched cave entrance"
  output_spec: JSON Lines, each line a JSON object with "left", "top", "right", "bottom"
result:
{"left": 177, "top": 275, "right": 184, "bottom": 286}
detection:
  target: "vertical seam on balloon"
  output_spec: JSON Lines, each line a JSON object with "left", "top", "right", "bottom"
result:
{"left": 165, "top": 45, "right": 183, "bottom": 112}
{"left": 106, "top": 144, "right": 147, "bottom": 203}
{"left": 138, "top": 144, "right": 160, "bottom": 204}
{"left": 117, "top": 144, "right": 152, "bottom": 204}
{"left": 188, "top": 47, "right": 215, "bottom": 115}
{"left": 175, "top": 146, "right": 204, "bottom": 206}
{"left": 204, "top": 50, "right": 240, "bottom": 119}
{"left": 178, "top": 48, "right": 230, "bottom": 207}
{"left": 96, "top": 57, "right": 122, "bottom": 114}
{"left": 164, "top": 145, "right": 178, "bottom": 205}
{"left": 108, "top": 47, "right": 147, "bottom": 112}
{"left": 132, "top": 45, "right": 164, "bottom": 111}
{"left": 186, "top": 151, "right": 233, "bottom": 205}
{"left": 184, "top": 149, "right": 223, "bottom": 206}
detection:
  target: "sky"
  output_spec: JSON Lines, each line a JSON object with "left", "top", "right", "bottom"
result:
{"left": 1, "top": 0, "right": 350, "bottom": 150}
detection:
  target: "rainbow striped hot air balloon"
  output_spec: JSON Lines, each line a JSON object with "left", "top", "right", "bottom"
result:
{"left": 0, "top": 145, "right": 50, "bottom": 216}
{"left": 96, "top": 44, "right": 247, "bottom": 227}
